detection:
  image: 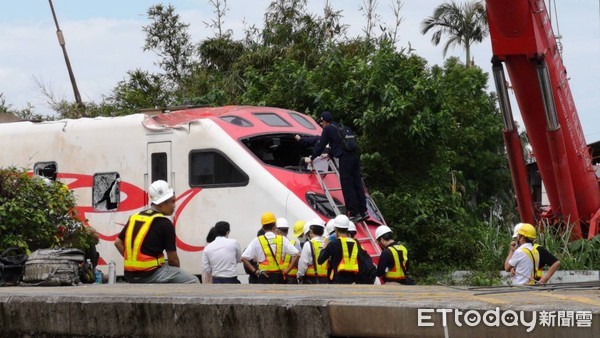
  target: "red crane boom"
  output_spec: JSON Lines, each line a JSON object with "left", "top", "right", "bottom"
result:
{"left": 485, "top": 0, "right": 600, "bottom": 239}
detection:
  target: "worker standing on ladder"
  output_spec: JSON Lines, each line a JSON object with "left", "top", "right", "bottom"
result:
{"left": 306, "top": 111, "right": 368, "bottom": 223}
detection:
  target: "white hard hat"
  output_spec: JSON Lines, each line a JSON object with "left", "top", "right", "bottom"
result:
{"left": 334, "top": 214, "right": 350, "bottom": 229}
{"left": 325, "top": 219, "right": 336, "bottom": 235}
{"left": 305, "top": 218, "right": 325, "bottom": 235}
{"left": 313, "top": 218, "right": 326, "bottom": 228}
{"left": 348, "top": 221, "right": 356, "bottom": 233}
{"left": 276, "top": 218, "right": 289, "bottom": 229}
{"left": 512, "top": 223, "right": 525, "bottom": 238}
{"left": 303, "top": 222, "right": 312, "bottom": 236}
{"left": 375, "top": 225, "right": 393, "bottom": 240}
{"left": 148, "top": 180, "right": 174, "bottom": 205}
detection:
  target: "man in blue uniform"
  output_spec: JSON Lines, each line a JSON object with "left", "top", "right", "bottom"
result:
{"left": 307, "top": 111, "right": 368, "bottom": 222}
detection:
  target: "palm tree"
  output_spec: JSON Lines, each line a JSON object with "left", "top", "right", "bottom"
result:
{"left": 421, "top": 1, "right": 488, "bottom": 67}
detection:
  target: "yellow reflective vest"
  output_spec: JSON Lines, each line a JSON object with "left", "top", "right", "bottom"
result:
{"left": 336, "top": 237, "right": 359, "bottom": 274}
{"left": 282, "top": 239, "right": 298, "bottom": 276}
{"left": 306, "top": 238, "right": 328, "bottom": 277}
{"left": 385, "top": 244, "right": 408, "bottom": 281}
{"left": 520, "top": 244, "right": 540, "bottom": 285}
{"left": 258, "top": 235, "right": 284, "bottom": 272}
{"left": 123, "top": 212, "right": 166, "bottom": 272}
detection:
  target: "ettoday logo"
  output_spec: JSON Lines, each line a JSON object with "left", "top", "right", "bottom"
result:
{"left": 418, "top": 308, "right": 594, "bottom": 332}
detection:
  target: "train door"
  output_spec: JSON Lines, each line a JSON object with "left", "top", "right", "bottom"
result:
{"left": 147, "top": 142, "right": 172, "bottom": 201}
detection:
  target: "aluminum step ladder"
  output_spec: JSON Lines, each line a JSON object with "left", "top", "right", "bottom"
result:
{"left": 310, "top": 157, "right": 381, "bottom": 257}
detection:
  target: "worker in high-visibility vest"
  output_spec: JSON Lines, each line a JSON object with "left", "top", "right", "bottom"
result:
{"left": 297, "top": 218, "right": 329, "bottom": 284}
{"left": 509, "top": 223, "right": 560, "bottom": 284}
{"left": 505, "top": 223, "right": 540, "bottom": 285}
{"left": 276, "top": 217, "right": 301, "bottom": 284}
{"left": 375, "top": 225, "right": 414, "bottom": 285}
{"left": 318, "top": 214, "right": 359, "bottom": 284}
{"left": 241, "top": 212, "right": 300, "bottom": 284}
{"left": 114, "top": 180, "right": 199, "bottom": 283}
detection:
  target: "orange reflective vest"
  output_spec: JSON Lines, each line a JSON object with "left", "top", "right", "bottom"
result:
{"left": 306, "top": 238, "right": 328, "bottom": 277}
{"left": 385, "top": 244, "right": 408, "bottom": 281}
{"left": 258, "top": 235, "right": 283, "bottom": 272}
{"left": 282, "top": 239, "right": 298, "bottom": 276}
{"left": 520, "top": 244, "right": 540, "bottom": 285}
{"left": 123, "top": 212, "right": 166, "bottom": 272}
{"left": 335, "top": 237, "right": 359, "bottom": 274}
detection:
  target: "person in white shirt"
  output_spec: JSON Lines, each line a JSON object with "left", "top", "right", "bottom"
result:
{"left": 504, "top": 223, "right": 539, "bottom": 285}
{"left": 201, "top": 221, "right": 242, "bottom": 284}
{"left": 241, "top": 212, "right": 300, "bottom": 284}
{"left": 297, "top": 218, "right": 329, "bottom": 284}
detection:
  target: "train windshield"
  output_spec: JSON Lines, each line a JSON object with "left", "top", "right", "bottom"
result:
{"left": 242, "top": 133, "right": 317, "bottom": 171}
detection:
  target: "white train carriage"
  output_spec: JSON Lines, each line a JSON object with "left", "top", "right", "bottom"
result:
{"left": 0, "top": 106, "right": 384, "bottom": 275}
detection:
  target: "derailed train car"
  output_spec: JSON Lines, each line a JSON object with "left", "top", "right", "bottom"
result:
{"left": 0, "top": 105, "right": 384, "bottom": 275}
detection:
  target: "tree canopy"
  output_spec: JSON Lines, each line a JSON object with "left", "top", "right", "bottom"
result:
{"left": 106, "top": 1, "right": 513, "bottom": 276}
{"left": 421, "top": 0, "right": 488, "bottom": 67}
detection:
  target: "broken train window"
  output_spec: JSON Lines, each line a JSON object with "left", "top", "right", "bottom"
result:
{"left": 93, "top": 172, "right": 121, "bottom": 211}
{"left": 34, "top": 162, "right": 58, "bottom": 181}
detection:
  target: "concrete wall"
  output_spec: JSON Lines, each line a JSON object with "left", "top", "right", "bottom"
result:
{"left": 0, "top": 284, "right": 598, "bottom": 337}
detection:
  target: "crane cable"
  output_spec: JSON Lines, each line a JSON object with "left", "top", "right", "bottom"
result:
{"left": 547, "top": 0, "right": 563, "bottom": 54}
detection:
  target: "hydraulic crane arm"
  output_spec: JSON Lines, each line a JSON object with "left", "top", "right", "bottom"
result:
{"left": 486, "top": 0, "right": 600, "bottom": 239}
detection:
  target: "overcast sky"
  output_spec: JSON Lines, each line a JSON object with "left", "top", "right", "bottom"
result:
{"left": 1, "top": 0, "right": 598, "bottom": 142}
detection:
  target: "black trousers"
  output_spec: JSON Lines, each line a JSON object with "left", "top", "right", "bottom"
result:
{"left": 212, "top": 276, "right": 241, "bottom": 284}
{"left": 338, "top": 154, "right": 367, "bottom": 216}
{"left": 301, "top": 276, "right": 329, "bottom": 284}
{"left": 249, "top": 272, "right": 286, "bottom": 284}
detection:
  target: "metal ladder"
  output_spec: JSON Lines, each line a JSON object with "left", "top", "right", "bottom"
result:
{"left": 311, "top": 157, "right": 344, "bottom": 216}
{"left": 310, "top": 157, "right": 382, "bottom": 257}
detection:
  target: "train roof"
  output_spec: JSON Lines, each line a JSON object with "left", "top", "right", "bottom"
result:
{"left": 143, "top": 105, "right": 321, "bottom": 137}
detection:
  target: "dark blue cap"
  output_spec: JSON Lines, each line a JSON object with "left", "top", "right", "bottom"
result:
{"left": 320, "top": 111, "right": 333, "bottom": 122}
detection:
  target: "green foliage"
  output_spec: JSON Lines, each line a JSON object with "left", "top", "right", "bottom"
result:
{"left": 112, "top": 3, "right": 511, "bottom": 278}
{"left": 110, "top": 70, "right": 173, "bottom": 115}
{"left": 537, "top": 222, "right": 600, "bottom": 270}
{"left": 0, "top": 167, "right": 96, "bottom": 253}
{"left": 143, "top": 4, "right": 195, "bottom": 85}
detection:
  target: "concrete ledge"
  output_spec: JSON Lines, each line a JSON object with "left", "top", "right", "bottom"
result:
{"left": 0, "top": 284, "right": 599, "bottom": 337}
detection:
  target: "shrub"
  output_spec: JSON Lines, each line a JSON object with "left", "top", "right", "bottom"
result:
{"left": 0, "top": 167, "right": 96, "bottom": 253}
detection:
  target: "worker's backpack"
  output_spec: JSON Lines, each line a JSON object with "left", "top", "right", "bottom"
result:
{"left": 334, "top": 124, "right": 359, "bottom": 153}
{"left": 356, "top": 247, "right": 377, "bottom": 284}
{"left": 0, "top": 247, "right": 28, "bottom": 286}
{"left": 22, "top": 248, "right": 84, "bottom": 286}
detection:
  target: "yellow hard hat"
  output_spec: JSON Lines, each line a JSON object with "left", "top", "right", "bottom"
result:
{"left": 517, "top": 223, "right": 536, "bottom": 240}
{"left": 261, "top": 212, "right": 276, "bottom": 226}
{"left": 293, "top": 220, "right": 305, "bottom": 238}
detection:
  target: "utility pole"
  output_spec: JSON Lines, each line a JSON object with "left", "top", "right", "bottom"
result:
{"left": 48, "top": 0, "right": 85, "bottom": 113}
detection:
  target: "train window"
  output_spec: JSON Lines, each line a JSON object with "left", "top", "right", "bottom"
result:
{"left": 253, "top": 112, "right": 292, "bottom": 127}
{"left": 222, "top": 115, "right": 252, "bottom": 127}
{"left": 151, "top": 152, "right": 168, "bottom": 182}
{"left": 92, "top": 172, "right": 121, "bottom": 211}
{"left": 289, "top": 112, "right": 316, "bottom": 130}
{"left": 305, "top": 193, "right": 345, "bottom": 219}
{"left": 34, "top": 162, "right": 58, "bottom": 181}
{"left": 189, "top": 150, "right": 248, "bottom": 187}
